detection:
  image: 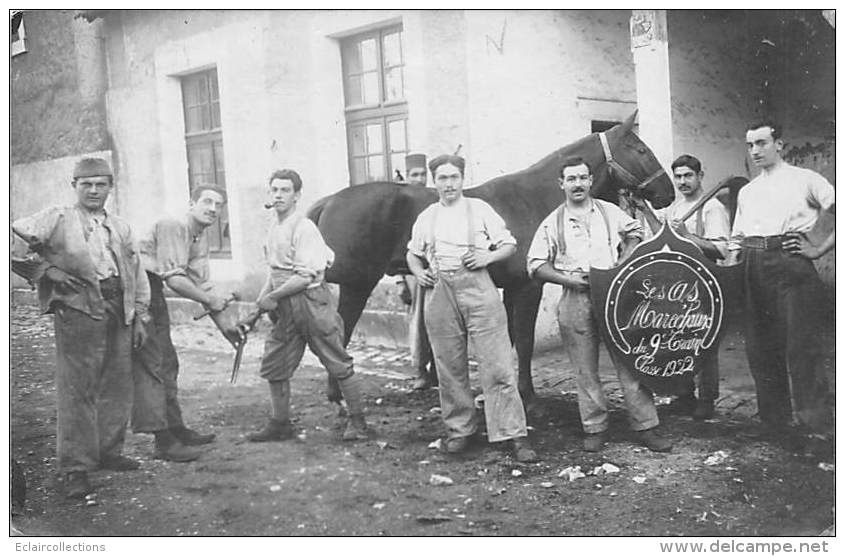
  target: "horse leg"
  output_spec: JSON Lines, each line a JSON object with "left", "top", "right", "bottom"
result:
{"left": 503, "top": 281, "right": 543, "bottom": 415}
{"left": 326, "top": 280, "right": 377, "bottom": 404}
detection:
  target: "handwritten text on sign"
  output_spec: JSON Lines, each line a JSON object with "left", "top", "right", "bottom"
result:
{"left": 604, "top": 247, "right": 723, "bottom": 379}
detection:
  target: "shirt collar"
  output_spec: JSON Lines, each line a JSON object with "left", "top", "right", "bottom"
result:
{"left": 76, "top": 205, "right": 109, "bottom": 225}
{"left": 564, "top": 199, "right": 596, "bottom": 220}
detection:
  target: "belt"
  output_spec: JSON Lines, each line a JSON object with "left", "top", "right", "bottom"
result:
{"left": 741, "top": 235, "right": 785, "bottom": 251}
{"left": 99, "top": 276, "right": 123, "bottom": 300}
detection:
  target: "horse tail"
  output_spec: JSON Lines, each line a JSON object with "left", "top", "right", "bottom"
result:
{"left": 306, "top": 194, "right": 332, "bottom": 225}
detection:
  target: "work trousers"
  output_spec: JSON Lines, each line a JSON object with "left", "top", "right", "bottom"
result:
{"left": 682, "top": 356, "right": 719, "bottom": 402}
{"left": 404, "top": 275, "right": 434, "bottom": 374}
{"left": 424, "top": 267, "right": 528, "bottom": 443}
{"left": 54, "top": 297, "right": 133, "bottom": 473}
{"left": 556, "top": 287, "right": 659, "bottom": 434}
{"left": 258, "top": 283, "right": 355, "bottom": 383}
{"left": 131, "top": 273, "right": 183, "bottom": 432}
{"left": 742, "top": 247, "right": 830, "bottom": 430}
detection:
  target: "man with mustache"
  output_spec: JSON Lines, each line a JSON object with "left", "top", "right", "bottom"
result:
{"left": 12, "top": 157, "right": 151, "bottom": 498}
{"left": 526, "top": 157, "right": 672, "bottom": 453}
{"left": 406, "top": 154, "right": 537, "bottom": 462}
{"left": 397, "top": 152, "right": 438, "bottom": 390}
{"left": 639, "top": 154, "right": 730, "bottom": 420}
{"left": 132, "top": 185, "right": 232, "bottom": 462}
{"left": 246, "top": 169, "right": 371, "bottom": 442}
{"left": 728, "top": 120, "right": 835, "bottom": 438}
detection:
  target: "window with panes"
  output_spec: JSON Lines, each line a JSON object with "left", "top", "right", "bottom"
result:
{"left": 341, "top": 25, "right": 409, "bottom": 185}
{"left": 181, "top": 68, "right": 230, "bottom": 256}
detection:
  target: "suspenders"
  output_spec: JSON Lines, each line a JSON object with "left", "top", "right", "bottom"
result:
{"left": 551, "top": 200, "right": 613, "bottom": 263}
{"left": 694, "top": 208, "right": 705, "bottom": 237}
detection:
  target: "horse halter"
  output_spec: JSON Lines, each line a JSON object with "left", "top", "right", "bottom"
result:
{"left": 598, "top": 131, "right": 667, "bottom": 193}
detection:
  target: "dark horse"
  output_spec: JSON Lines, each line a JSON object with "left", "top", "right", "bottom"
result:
{"left": 308, "top": 112, "right": 675, "bottom": 409}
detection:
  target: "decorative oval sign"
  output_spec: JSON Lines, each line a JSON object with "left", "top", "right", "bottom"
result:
{"left": 590, "top": 224, "right": 733, "bottom": 393}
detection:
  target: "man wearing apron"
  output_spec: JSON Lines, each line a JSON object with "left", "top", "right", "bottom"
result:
{"left": 246, "top": 169, "right": 371, "bottom": 442}
{"left": 526, "top": 157, "right": 672, "bottom": 453}
{"left": 133, "top": 185, "right": 232, "bottom": 462}
{"left": 406, "top": 154, "right": 537, "bottom": 462}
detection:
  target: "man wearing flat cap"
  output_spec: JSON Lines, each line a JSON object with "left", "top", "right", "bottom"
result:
{"left": 12, "top": 157, "right": 151, "bottom": 499}
{"left": 406, "top": 154, "right": 537, "bottom": 462}
{"left": 399, "top": 152, "right": 437, "bottom": 390}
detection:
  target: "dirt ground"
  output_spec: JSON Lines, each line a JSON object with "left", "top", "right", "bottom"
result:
{"left": 9, "top": 298, "right": 835, "bottom": 537}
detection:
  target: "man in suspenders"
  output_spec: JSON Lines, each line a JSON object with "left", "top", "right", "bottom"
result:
{"left": 246, "top": 169, "right": 371, "bottom": 442}
{"left": 406, "top": 154, "right": 537, "bottom": 462}
{"left": 527, "top": 157, "right": 671, "bottom": 453}
{"left": 639, "top": 155, "right": 730, "bottom": 420}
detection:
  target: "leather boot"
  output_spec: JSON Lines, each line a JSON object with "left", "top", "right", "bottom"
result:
{"left": 338, "top": 374, "right": 367, "bottom": 415}
{"left": 637, "top": 428, "right": 673, "bottom": 453}
{"left": 171, "top": 426, "right": 216, "bottom": 445}
{"left": 154, "top": 430, "right": 202, "bottom": 462}
{"left": 247, "top": 419, "right": 295, "bottom": 442}
{"left": 512, "top": 437, "right": 539, "bottom": 462}
{"left": 342, "top": 414, "right": 372, "bottom": 441}
{"left": 65, "top": 471, "right": 93, "bottom": 499}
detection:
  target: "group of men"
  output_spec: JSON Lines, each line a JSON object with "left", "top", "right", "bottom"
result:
{"left": 400, "top": 119, "right": 833, "bottom": 457}
{"left": 13, "top": 160, "right": 372, "bottom": 499}
{"left": 12, "top": 118, "right": 834, "bottom": 499}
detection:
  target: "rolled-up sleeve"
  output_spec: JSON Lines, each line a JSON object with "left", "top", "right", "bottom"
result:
{"left": 406, "top": 208, "right": 431, "bottom": 259}
{"left": 12, "top": 207, "right": 62, "bottom": 282}
{"left": 610, "top": 203, "right": 644, "bottom": 240}
{"left": 526, "top": 213, "right": 556, "bottom": 277}
{"left": 150, "top": 219, "right": 191, "bottom": 280}
{"left": 291, "top": 220, "right": 334, "bottom": 279}
{"left": 129, "top": 229, "right": 151, "bottom": 321}
{"left": 808, "top": 172, "right": 835, "bottom": 211}
{"left": 728, "top": 190, "right": 748, "bottom": 251}
{"left": 703, "top": 201, "right": 731, "bottom": 258}
{"left": 480, "top": 202, "right": 516, "bottom": 247}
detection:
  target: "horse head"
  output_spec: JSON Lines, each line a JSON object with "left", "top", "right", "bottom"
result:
{"left": 591, "top": 111, "right": 675, "bottom": 209}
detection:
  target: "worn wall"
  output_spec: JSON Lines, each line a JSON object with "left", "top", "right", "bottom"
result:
{"left": 10, "top": 11, "right": 112, "bottom": 290}
{"left": 668, "top": 11, "right": 763, "bottom": 184}
{"left": 10, "top": 11, "right": 109, "bottom": 165}
{"left": 667, "top": 11, "right": 835, "bottom": 187}
{"left": 463, "top": 10, "right": 637, "bottom": 182}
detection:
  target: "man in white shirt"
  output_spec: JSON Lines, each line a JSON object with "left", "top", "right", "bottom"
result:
{"left": 526, "top": 157, "right": 672, "bottom": 453}
{"left": 245, "top": 169, "right": 371, "bottom": 443}
{"left": 729, "top": 121, "right": 835, "bottom": 434}
{"left": 406, "top": 154, "right": 537, "bottom": 462}
{"left": 640, "top": 155, "right": 730, "bottom": 420}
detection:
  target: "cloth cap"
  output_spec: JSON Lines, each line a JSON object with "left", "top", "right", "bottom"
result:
{"left": 428, "top": 154, "right": 466, "bottom": 176}
{"left": 73, "top": 158, "right": 113, "bottom": 179}
{"left": 405, "top": 153, "right": 427, "bottom": 170}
